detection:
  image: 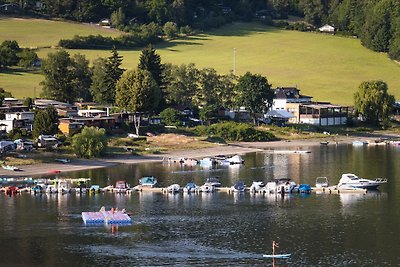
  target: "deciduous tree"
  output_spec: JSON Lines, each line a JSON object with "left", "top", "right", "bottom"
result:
{"left": 32, "top": 106, "right": 59, "bottom": 138}
{"left": 0, "top": 40, "right": 20, "bottom": 69}
{"left": 40, "top": 50, "right": 76, "bottom": 103}
{"left": 234, "top": 72, "right": 274, "bottom": 125}
{"left": 354, "top": 80, "right": 395, "bottom": 127}
{"left": 72, "top": 126, "right": 107, "bottom": 158}
{"left": 115, "top": 69, "right": 161, "bottom": 135}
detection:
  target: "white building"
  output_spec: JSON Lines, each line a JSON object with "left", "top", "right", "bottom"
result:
{"left": 272, "top": 87, "right": 312, "bottom": 110}
{"left": 319, "top": 24, "right": 335, "bottom": 33}
{"left": 0, "top": 111, "right": 35, "bottom": 133}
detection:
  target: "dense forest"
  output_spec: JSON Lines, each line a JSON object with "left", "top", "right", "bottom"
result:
{"left": 1, "top": 0, "right": 400, "bottom": 60}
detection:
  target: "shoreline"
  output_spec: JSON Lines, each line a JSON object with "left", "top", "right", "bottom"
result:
{"left": 0, "top": 135, "right": 396, "bottom": 177}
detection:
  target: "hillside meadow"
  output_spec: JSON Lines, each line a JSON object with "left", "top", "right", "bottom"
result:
{"left": 1, "top": 18, "right": 400, "bottom": 105}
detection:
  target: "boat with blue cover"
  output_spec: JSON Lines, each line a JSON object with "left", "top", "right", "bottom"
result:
{"left": 139, "top": 176, "right": 158, "bottom": 187}
{"left": 231, "top": 181, "right": 246, "bottom": 192}
{"left": 183, "top": 182, "right": 197, "bottom": 193}
{"left": 296, "top": 184, "right": 311, "bottom": 194}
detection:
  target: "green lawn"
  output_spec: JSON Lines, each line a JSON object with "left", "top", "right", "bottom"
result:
{"left": 0, "top": 17, "right": 120, "bottom": 48}
{"left": 1, "top": 19, "right": 400, "bottom": 105}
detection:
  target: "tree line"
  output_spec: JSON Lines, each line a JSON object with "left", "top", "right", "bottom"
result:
{"left": 299, "top": 0, "right": 400, "bottom": 61}
{"left": 39, "top": 46, "right": 274, "bottom": 134}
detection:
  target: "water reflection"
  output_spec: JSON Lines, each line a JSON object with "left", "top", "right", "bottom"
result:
{"left": 2, "top": 145, "right": 400, "bottom": 266}
{"left": 339, "top": 191, "right": 387, "bottom": 215}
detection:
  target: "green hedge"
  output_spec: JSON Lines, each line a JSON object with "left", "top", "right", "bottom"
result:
{"left": 194, "top": 122, "right": 276, "bottom": 142}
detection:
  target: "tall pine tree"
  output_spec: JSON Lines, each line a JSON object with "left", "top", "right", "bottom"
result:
{"left": 138, "top": 45, "right": 164, "bottom": 111}
{"left": 90, "top": 48, "right": 124, "bottom": 104}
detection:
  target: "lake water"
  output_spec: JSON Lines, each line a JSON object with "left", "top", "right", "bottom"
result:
{"left": 1, "top": 144, "right": 400, "bottom": 266}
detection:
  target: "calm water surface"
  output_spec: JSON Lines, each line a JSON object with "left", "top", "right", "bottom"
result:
{"left": 1, "top": 144, "right": 400, "bottom": 266}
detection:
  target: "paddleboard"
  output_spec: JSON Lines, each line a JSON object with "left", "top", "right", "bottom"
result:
{"left": 263, "top": 254, "right": 291, "bottom": 259}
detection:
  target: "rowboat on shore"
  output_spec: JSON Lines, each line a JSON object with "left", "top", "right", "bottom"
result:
{"left": 55, "top": 158, "right": 71, "bottom": 163}
{"left": 2, "top": 165, "right": 20, "bottom": 171}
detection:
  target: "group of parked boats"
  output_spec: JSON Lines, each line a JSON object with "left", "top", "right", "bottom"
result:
{"left": 163, "top": 154, "right": 245, "bottom": 167}
{"left": 352, "top": 139, "right": 400, "bottom": 146}
{"left": 0, "top": 172, "right": 387, "bottom": 196}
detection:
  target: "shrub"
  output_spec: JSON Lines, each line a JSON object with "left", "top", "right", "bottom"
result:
{"left": 180, "top": 25, "right": 192, "bottom": 35}
{"left": 72, "top": 127, "right": 107, "bottom": 158}
{"left": 194, "top": 122, "right": 276, "bottom": 142}
{"left": 160, "top": 108, "right": 180, "bottom": 126}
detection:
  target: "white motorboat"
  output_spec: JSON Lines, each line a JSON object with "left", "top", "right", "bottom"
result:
{"left": 266, "top": 178, "right": 297, "bottom": 194}
{"left": 167, "top": 183, "right": 181, "bottom": 193}
{"left": 226, "top": 155, "right": 245, "bottom": 164}
{"left": 199, "top": 157, "right": 217, "bottom": 167}
{"left": 199, "top": 183, "right": 215, "bottom": 193}
{"left": 204, "top": 177, "right": 221, "bottom": 187}
{"left": 337, "top": 173, "right": 387, "bottom": 190}
{"left": 315, "top": 177, "right": 329, "bottom": 188}
{"left": 249, "top": 181, "right": 266, "bottom": 193}
{"left": 352, "top": 140, "right": 368, "bottom": 146}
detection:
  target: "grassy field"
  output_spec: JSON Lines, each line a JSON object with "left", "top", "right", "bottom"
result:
{"left": 0, "top": 17, "right": 120, "bottom": 48}
{"left": 1, "top": 18, "right": 400, "bottom": 104}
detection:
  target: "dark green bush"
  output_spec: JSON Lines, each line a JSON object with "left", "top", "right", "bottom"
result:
{"left": 194, "top": 122, "right": 276, "bottom": 142}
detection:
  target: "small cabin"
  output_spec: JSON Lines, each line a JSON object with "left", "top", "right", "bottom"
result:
{"left": 319, "top": 24, "right": 335, "bottom": 33}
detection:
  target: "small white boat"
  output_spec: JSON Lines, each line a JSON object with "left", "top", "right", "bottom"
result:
{"left": 249, "top": 181, "right": 266, "bottom": 193}
{"left": 183, "top": 158, "right": 198, "bottom": 166}
{"left": 113, "top": 180, "right": 130, "bottom": 193}
{"left": 167, "top": 183, "right": 181, "bottom": 193}
{"left": 352, "top": 140, "right": 368, "bottom": 146}
{"left": 199, "top": 184, "right": 215, "bottom": 193}
{"left": 315, "top": 177, "right": 329, "bottom": 188}
{"left": 204, "top": 177, "right": 221, "bottom": 187}
{"left": 199, "top": 157, "right": 217, "bottom": 167}
{"left": 55, "top": 158, "right": 71, "bottom": 163}
{"left": 2, "top": 165, "right": 20, "bottom": 171}
{"left": 266, "top": 178, "right": 296, "bottom": 194}
{"left": 338, "top": 173, "right": 387, "bottom": 190}
{"left": 57, "top": 179, "right": 72, "bottom": 193}
{"left": 226, "top": 155, "right": 244, "bottom": 164}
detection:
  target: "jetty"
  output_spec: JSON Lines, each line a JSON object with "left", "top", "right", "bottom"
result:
{"left": 311, "top": 186, "right": 367, "bottom": 194}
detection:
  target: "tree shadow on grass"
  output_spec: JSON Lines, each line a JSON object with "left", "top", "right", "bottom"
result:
{"left": 206, "top": 22, "right": 281, "bottom": 37}
{"left": 0, "top": 67, "right": 41, "bottom": 76}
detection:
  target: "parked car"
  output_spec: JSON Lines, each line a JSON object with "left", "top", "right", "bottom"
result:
{"left": 37, "top": 135, "right": 60, "bottom": 149}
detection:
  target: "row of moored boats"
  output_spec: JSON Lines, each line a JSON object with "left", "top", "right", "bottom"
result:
{"left": 0, "top": 173, "right": 387, "bottom": 196}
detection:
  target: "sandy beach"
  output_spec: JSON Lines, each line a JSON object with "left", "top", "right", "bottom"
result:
{"left": 0, "top": 134, "right": 397, "bottom": 177}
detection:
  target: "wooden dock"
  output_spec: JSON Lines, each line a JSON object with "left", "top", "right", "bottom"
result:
{"left": 311, "top": 186, "right": 367, "bottom": 194}
{"left": 133, "top": 186, "right": 368, "bottom": 195}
